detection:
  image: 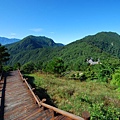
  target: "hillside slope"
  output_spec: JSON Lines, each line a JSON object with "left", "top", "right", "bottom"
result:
{"left": 6, "top": 35, "right": 64, "bottom": 54}
{"left": 81, "top": 32, "right": 120, "bottom": 57}
{"left": 6, "top": 32, "right": 120, "bottom": 67}
{"left": 6, "top": 35, "right": 63, "bottom": 65}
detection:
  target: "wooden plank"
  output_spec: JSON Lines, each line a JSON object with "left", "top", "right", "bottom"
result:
{"left": 4, "top": 71, "right": 41, "bottom": 120}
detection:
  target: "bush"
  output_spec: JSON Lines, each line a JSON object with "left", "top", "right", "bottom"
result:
{"left": 3, "top": 66, "right": 13, "bottom": 71}
{"left": 46, "top": 57, "right": 66, "bottom": 75}
{"left": 21, "top": 62, "right": 35, "bottom": 73}
{"left": 111, "top": 72, "right": 120, "bottom": 92}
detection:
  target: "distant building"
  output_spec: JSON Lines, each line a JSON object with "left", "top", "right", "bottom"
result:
{"left": 87, "top": 58, "right": 101, "bottom": 65}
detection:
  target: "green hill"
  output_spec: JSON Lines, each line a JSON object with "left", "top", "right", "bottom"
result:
{"left": 6, "top": 35, "right": 64, "bottom": 54}
{"left": 81, "top": 32, "right": 120, "bottom": 57}
{"left": 6, "top": 35, "right": 64, "bottom": 65}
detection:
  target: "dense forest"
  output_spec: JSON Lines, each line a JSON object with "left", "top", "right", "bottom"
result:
{"left": 1, "top": 31, "right": 120, "bottom": 119}
{"left": 5, "top": 32, "right": 120, "bottom": 66}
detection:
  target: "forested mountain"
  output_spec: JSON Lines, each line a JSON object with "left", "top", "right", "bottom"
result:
{"left": 5, "top": 35, "right": 64, "bottom": 53}
{"left": 80, "top": 32, "right": 120, "bottom": 57}
{"left": 6, "top": 32, "right": 120, "bottom": 68}
{"left": 5, "top": 35, "right": 64, "bottom": 65}
{"left": 0, "top": 37, "right": 20, "bottom": 45}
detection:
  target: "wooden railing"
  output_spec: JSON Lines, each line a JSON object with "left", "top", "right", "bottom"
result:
{"left": 18, "top": 70, "right": 90, "bottom": 120}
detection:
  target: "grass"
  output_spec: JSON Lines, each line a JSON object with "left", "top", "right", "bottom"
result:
{"left": 27, "top": 72, "right": 120, "bottom": 119}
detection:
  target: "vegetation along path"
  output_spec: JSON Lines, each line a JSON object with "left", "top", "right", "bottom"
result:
{"left": 0, "top": 70, "right": 85, "bottom": 120}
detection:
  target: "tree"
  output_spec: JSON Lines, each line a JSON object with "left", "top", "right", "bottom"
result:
{"left": 13, "top": 62, "right": 21, "bottom": 70}
{"left": 0, "top": 44, "right": 10, "bottom": 71}
{"left": 35, "top": 61, "right": 43, "bottom": 70}
{"left": 21, "top": 62, "right": 35, "bottom": 73}
{"left": 46, "top": 57, "right": 66, "bottom": 75}
{"left": 111, "top": 68, "right": 120, "bottom": 92}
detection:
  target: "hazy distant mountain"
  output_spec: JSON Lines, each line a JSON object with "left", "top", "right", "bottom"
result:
{"left": 0, "top": 37, "right": 20, "bottom": 45}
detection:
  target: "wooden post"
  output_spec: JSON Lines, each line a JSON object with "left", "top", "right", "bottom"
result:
{"left": 50, "top": 109, "right": 54, "bottom": 120}
{"left": 82, "top": 111, "right": 90, "bottom": 120}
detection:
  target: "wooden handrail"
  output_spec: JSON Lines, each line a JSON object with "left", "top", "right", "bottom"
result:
{"left": 24, "top": 78, "right": 41, "bottom": 107}
{"left": 41, "top": 102, "right": 84, "bottom": 120}
{"left": 18, "top": 70, "right": 88, "bottom": 120}
{"left": 18, "top": 70, "right": 41, "bottom": 106}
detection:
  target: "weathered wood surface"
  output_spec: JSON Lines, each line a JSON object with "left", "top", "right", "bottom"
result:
{"left": 3, "top": 71, "right": 76, "bottom": 120}
{"left": 4, "top": 71, "right": 50, "bottom": 119}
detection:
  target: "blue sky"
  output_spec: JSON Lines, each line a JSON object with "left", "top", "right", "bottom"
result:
{"left": 0, "top": 0, "right": 120, "bottom": 44}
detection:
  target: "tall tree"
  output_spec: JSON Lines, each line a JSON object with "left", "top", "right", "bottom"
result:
{"left": 21, "top": 62, "right": 35, "bottom": 73}
{"left": 46, "top": 57, "right": 66, "bottom": 75}
{"left": 0, "top": 44, "right": 10, "bottom": 71}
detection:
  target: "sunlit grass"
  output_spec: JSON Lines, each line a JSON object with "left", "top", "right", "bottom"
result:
{"left": 28, "top": 72, "right": 120, "bottom": 119}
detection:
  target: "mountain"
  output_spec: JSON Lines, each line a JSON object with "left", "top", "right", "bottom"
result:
{"left": 20, "top": 35, "right": 64, "bottom": 48}
{"left": 6, "top": 35, "right": 64, "bottom": 53}
{"left": 80, "top": 32, "right": 120, "bottom": 57}
{"left": 5, "top": 32, "right": 120, "bottom": 69}
{"left": 0, "top": 37, "right": 20, "bottom": 45}
{"left": 5, "top": 35, "right": 64, "bottom": 64}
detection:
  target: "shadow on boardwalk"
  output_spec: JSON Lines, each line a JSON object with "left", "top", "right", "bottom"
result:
{"left": 0, "top": 72, "right": 19, "bottom": 120}
{"left": 0, "top": 72, "right": 9, "bottom": 120}
{"left": 24, "top": 75, "right": 57, "bottom": 108}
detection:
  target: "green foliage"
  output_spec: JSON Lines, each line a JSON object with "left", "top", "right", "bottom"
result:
{"left": 46, "top": 57, "right": 66, "bottom": 75}
{"left": 0, "top": 44, "right": 10, "bottom": 71}
{"left": 5, "top": 32, "right": 120, "bottom": 73}
{"left": 82, "top": 64, "right": 114, "bottom": 82}
{"left": 21, "top": 62, "right": 35, "bottom": 73}
{"left": 34, "top": 77, "right": 43, "bottom": 89}
{"left": 111, "top": 68, "right": 120, "bottom": 91}
{"left": 28, "top": 73, "right": 120, "bottom": 119}
{"left": 3, "top": 65, "right": 13, "bottom": 72}
{"left": 13, "top": 62, "right": 21, "bottom": 70}
{"left": 90, "top": 103, "right": 120, "bottom": 119}
{"left": 6, "top": 35, "right": 63, "bottom": 52}
{"left": 69, "top": 72, "right": 85, "bottom": 81}
{"left": 83, "top": 32, "right": 120, "bottom": 58}
{"left": 71, "top": 73, "right": 75, "bottom": 78}
{"left": 35, "top": 61, "right": 43, "bottom": 70}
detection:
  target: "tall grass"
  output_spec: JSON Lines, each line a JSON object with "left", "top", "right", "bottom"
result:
{"left": 28, "top": 72, "right": 120, "bottom": 119}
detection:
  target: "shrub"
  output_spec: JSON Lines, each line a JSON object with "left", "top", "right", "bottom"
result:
{"left": 21, "top": 62, "right": 35, "bottom": 73}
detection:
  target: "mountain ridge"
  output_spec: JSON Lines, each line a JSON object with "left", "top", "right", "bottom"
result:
{"left": 80, "top": 31, "right": 120, "bottom": 57}
{"left": 5, "top": 31, "right": 120, "bottom": 68}
{"left": 5, "top": 35, "right": 64, "bottom": 54}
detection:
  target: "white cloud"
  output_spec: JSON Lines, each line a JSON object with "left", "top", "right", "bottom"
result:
{"left": 30, "top": 28, "right": 43, "bottom": 32}
{"left": 50, "top": 32, "right": 55, "bottom": 34}
{"left": 10, "top": 33, "right": 16, "bottom": 38}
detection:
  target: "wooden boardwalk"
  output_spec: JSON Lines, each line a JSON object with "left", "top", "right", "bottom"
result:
{"left": 0, "top": 70, "right": 85, "bottom": 120}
